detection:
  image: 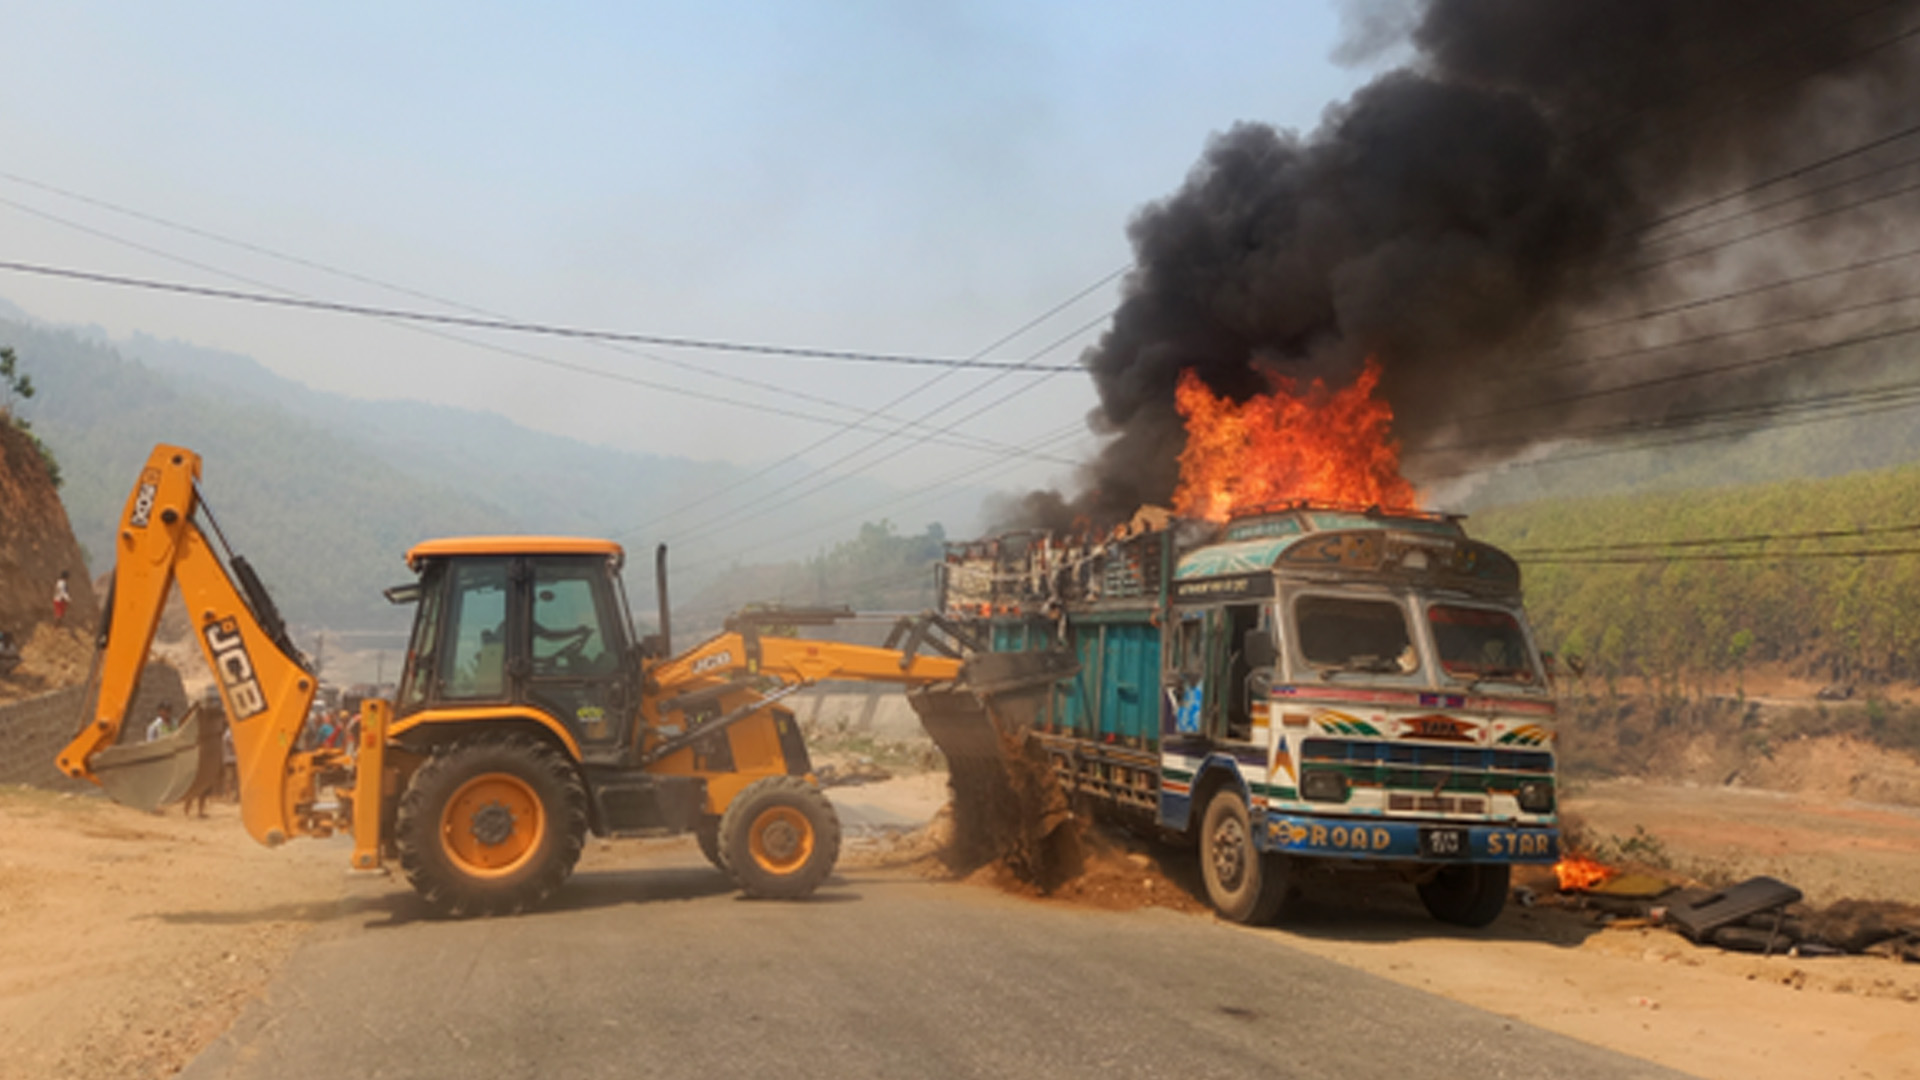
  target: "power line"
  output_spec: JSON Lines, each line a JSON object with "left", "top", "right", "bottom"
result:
{"left": 647, "top": 293, "right": 1118, "bottom": 548}
{"left": 1635, "top": 120, "right": 1920, "bottom": 235}
{"left": 0, "top": 258, "right": 1081, "bottom": 372}
{"left": 1508, "top": 520, "right": 1920, "bottom": 557}
{"left": 0, "top": 186, "right": 1089, "bottom": 462}
{"left": 1454, "top": 317, "right": 1920, "bottom": 424}
{"left": 1525, "top": 545, "right": 1920, "bottom": 566}
{"left": 670, "top": 422, "right": 1090, "bottom": 576}
{"left": 612, "top": 269, "right": 1124, "bottom": 538}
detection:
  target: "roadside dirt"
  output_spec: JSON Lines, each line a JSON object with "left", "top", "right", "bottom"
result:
{"left": 0, "top": 788, "right": 347, "bottom": 1080}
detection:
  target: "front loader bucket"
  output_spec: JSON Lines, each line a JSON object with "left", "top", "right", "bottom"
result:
{"left": 88, "top": 711, "right": 217, "bottom": 812}
{"left": 910, "top": 650, "right": 1081, "bottom": 886}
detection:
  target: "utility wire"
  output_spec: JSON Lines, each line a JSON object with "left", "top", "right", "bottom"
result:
{"left": 0, "top": 258, "right": 1079, "bottom": 371}
{"left": 613, "top": 269, "right": 1123, "bottom": 537}
{"left": 0, "top": 184, "right": 1088, "bottom": 461}
{"left": 1508, "top": 520, "right": 1920, "bottom": 557}
{"left": 1525, "top": 545, "right": 1920, "bottom": 566}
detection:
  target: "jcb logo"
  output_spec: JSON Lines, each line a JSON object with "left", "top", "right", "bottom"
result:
{"left": 129, "top": 471, "right": 161, "bottom": 528}
{"left": 691, "top": 650, "right": 733, "bottom": 675}
{"left": 205, "top": 619, "right": 268, "bottom": 720}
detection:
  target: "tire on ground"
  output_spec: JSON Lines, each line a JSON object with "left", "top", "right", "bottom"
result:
{"left": 695, "top": 815, "right": 732, "bottom": 877}
{"left": 719, "top": 776, "right": 841, "bottom": 899}
{"left": 395, "top": 733, "right": 588, "bottom": 917}
{"left": 1417, "top": 863, "right": 1511, "bottom": 928}
{"left": 1198, "top": 786, "right": 1292, "bottom": 925}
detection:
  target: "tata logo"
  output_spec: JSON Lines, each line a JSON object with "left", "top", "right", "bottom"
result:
{"left": 690, "top": 650, "right": 733, "bottom": 675}
{"left": 205, "top": 619, "right": 267, "bottom": 720}
{"left": 128, "top": 471, "right": 162, "bottom": 528}
{"left": 1405, "top": 715, "right": 1476, "bottom": 743}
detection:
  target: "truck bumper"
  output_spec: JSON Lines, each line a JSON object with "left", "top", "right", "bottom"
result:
{"left": 1257, "top": 812, "right": 1559, "bottom": 863}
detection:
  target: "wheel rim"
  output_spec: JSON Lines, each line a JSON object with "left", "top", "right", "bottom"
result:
{"left": 440, "top": 772, "right": 545, "bottom": 878}
{"left": 1209, "top": 816, "right": 1247, "bottom": 892}
{"left": 747, "top": 806, "right": 815, "bottom": 875}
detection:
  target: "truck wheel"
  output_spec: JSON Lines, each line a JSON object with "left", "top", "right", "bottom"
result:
{"left": 1417, "top": 864, "right": 1510, "bottom": 928}
{"left": 396, "top": 734, "right": 587, "bottom": 917}
{"left": 720, "top": 776, "right": 841, "bottom": 899}
{"left": 695, "top": 815, "right": 732, "bottom": 877}
{"left": 1199, "top": 788, "right": 1291, "bottom": 925}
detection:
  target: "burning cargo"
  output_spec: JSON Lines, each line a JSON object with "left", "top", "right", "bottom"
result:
{"left": 914, "top": 503, "right": 1559, "bottom": 927}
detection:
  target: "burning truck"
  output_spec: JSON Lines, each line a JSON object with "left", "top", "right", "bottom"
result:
{"left": 911, "top": 364, "right": 1559, "bottom": 927}
{"left": 914, "top": 502, "right": 1558, "bottom": 927}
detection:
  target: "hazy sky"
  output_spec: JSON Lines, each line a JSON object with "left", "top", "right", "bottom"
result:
{"left": 1, "top": 2, "right": 1381, "bottom": 520}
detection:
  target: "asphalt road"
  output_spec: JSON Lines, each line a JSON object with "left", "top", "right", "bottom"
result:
{"left": 179, "top": 844, "right": 1687, "bottom": 1080}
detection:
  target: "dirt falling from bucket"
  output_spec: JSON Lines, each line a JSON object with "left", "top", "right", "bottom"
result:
{"left": 940, "top": 721, "right": 1083, "bottom": 891}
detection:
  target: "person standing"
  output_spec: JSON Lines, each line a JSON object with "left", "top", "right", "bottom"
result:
{"left": 52, "top": 571, "right": 71, "bottom": 625}
{"left": 145, "top": 702, "right": 177, "bottom": 742}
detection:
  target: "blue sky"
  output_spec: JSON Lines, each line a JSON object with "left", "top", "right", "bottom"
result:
{"left": 0, "top": 2, "right": 1385, "bottom": 528}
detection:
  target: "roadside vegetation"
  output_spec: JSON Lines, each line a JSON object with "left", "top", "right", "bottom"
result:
{"left": 1473, "top": 463, "right": 1920, "bottom": 690}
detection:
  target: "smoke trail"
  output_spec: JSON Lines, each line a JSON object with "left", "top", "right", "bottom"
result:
{"left": 1027, "top": 0, "right": 1920, "bottom": 525}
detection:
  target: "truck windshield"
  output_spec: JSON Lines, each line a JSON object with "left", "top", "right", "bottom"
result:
{"left": 1427, "top": 604, "right": 1537, "bottom": 685}
{"left": 1295, "top": 595, "right": 1417, "bottom": 675}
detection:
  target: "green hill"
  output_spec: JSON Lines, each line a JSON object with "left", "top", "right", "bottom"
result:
{"left": 1471, "top": 465, "right": 1920, "bottom": 686}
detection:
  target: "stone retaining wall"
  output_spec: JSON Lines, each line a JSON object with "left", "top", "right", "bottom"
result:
{"left": 0, "top": 663, "right": 187, "bottom": 788}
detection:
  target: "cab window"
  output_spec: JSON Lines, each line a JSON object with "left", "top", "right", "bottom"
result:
{"left": 440, "top": 559, "right": 509, "bottom": 700}
{"left": 1427, "top": 604, "right": 1537, "bottom": 685}
{"left": 531, "top": 564, "right": 615, "bottom": 677}
{"left": 1293, "top": 595, "right": 1418, "bottom": 676}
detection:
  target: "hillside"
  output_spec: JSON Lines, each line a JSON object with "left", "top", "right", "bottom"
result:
{"left": 0, "top": 313, "right": 987, "bottom": 639}
{"left": 0, "top": 422, "right": 98, "bottom": 637}
{"left": 1470, "top": 464, "right": 1920, "bottom": 687}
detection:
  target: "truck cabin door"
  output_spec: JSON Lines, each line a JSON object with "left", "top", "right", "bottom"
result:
{"left": 1204, "top": 603, "right": 1266, "bottom": 743}
{"left": 524, "top": 557, "right": 632, "bottom": 758}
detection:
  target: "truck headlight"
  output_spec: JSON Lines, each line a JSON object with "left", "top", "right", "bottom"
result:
{"left": 1516, "top": 780, "right": 1555, "bottom": 813}
{"left": 1301, "top": 770, "right": 1348, "bottom": 803}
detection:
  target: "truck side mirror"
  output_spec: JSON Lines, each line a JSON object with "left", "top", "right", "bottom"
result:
{"left": 1243, "top": 629, "right": 1278, "bottom": 670}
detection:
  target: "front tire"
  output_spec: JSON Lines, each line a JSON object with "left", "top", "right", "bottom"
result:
{"left": 719, "top": 776, "right": 841, "bottom": 899}
{"left": 1417, "top": 863, "right": 1510, "bottom": 928}
{"left": 1199, "top": 788, "right": 1292, "bottom": 925}
{"left": 396, "top": 734, "right": 587, "bottom": 917}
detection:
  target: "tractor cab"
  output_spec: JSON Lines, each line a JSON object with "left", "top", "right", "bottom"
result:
{"left": 392, "top": 538, "right": 640, "bottom": 759}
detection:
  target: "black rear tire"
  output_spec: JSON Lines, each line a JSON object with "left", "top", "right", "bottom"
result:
{"left": 695, "top": 815, "right": 732, "bottom": 877}
{"left": 1199, "top": 788, "right": 1292, "bottom": 925}
{"left": 1417, "top": 863, "right": 1511, "bottom": 928}
{"left": 719, "top": 776, "right": 841, "bottom": 899}
{"left": 395, "top": 733, "right": 587, "bottom": 917}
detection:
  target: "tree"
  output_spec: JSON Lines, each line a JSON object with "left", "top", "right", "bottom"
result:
{"left": 0, "top": 344, "right": 60, "bottom": 488}
{"left": 0, "top": 345, "right": 32, "bottom": 417}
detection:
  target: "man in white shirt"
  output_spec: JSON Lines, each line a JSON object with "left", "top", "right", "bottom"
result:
{"left": 145, "top": 702, "right": 177, "bottom": 742}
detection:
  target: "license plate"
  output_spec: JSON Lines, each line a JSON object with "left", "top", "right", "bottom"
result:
{"left": 1419, "top": 826, "right": 1468, "bottom": 858}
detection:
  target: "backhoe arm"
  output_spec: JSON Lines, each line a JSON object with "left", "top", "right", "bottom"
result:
{"left": 58, "top": 444, "right": 320, "bottom": 846}
{"left": 649, "top": 631, "right": 963, "bottom": 695}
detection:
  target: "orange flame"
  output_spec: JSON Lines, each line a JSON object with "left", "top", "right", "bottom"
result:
{"left": 1553, "top": 854, "right": 1615, "bottom": 892}
{"left": 1171, "top": 359, "right": 1417, "bottom": 522}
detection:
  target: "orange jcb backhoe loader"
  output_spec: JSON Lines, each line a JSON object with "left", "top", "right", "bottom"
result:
{"left": 59, "top": 444, "right": 991, "bottom": 915}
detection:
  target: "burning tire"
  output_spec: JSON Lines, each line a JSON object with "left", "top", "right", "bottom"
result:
{"left": 1199, "top": 787, "right": 1292, "bottom": 925}
{"left": 1417, "top": 863, "right": 1510, "bottom": 928}
{"left": 720, "top": 776, "right": 841, "bottom": 899}
{"left": 395, "top": 733, "right": 588, "bottom": 917}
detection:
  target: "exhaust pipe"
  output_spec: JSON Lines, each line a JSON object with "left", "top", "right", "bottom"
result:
{"left": 655, "top": 543, "right": 671, "bottom": 657}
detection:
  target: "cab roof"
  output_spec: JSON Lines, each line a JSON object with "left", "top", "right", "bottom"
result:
{"left": 406, "top": 536, "right": 625, "bottom": 568}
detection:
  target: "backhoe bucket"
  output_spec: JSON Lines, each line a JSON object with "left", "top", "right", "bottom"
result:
{"left": 88, "top": 711, "right": 218, "bottom": 812}
{"left": 910, "top": 650, "right": 1081, "bottom": 886}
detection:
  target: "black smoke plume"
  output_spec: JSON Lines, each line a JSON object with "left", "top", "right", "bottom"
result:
{"left": 1020, "top": 0, "right": 1920, "bottom": 527}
